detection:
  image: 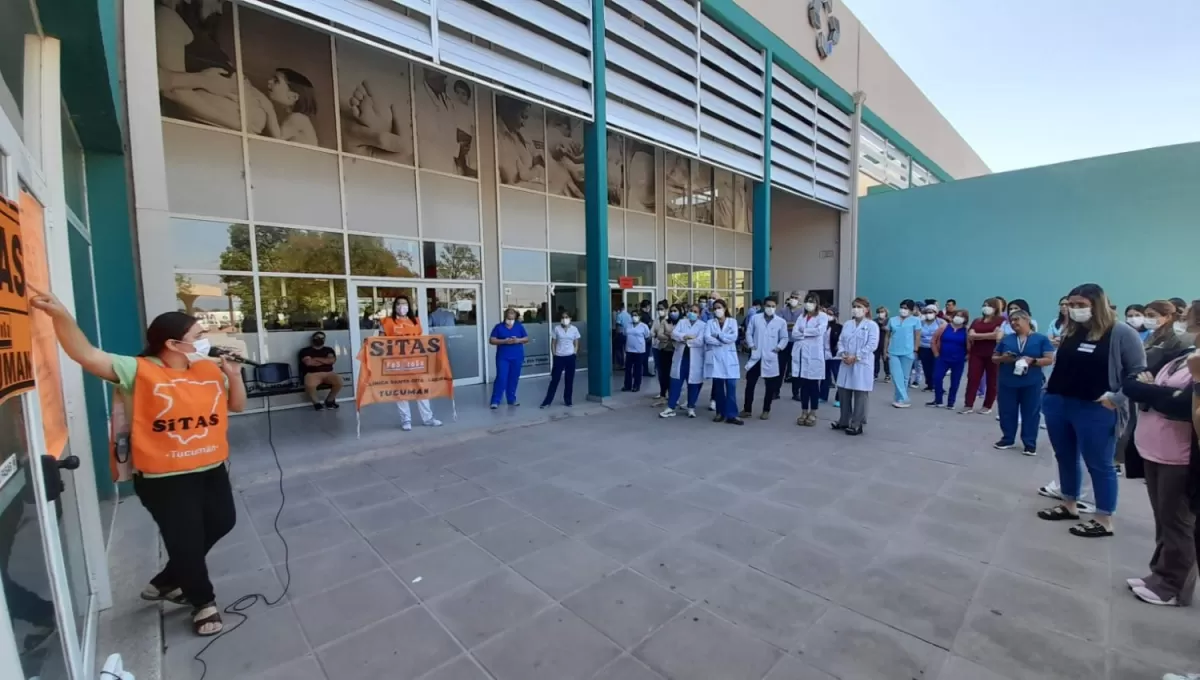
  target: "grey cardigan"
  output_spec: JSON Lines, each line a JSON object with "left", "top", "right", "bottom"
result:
{"left": 1091, "top": 322, "right": 1148, "bottom": 437}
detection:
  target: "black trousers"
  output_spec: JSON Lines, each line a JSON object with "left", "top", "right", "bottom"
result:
{"left": 743, "top": 363, "right": 782, "bottom": 413}
{"left": 135, "top": 464, "right": 236, "bottom": 608}
{"left": 655, "top": 348, "right": 673, "bottom": 397}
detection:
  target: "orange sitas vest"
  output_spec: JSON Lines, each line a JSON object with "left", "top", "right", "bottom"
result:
{"left": 130, "top": 358, "right": 229, "bottom": 474}
{"left": 381, "top": 316, "right": 422, "bottom": 337}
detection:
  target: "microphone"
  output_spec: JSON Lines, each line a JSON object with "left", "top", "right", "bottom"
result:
{"left": 208, "top": 346, "right": 261, "bottom": 367}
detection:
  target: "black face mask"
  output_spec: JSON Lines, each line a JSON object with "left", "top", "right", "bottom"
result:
{"left": 313, "top": 339, "right": 325, "bottom": 347}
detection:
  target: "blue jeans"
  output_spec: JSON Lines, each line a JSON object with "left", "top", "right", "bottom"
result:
{"left": 798, "top": 378, "right": 820, "bottom": 410}
{"left": 998, "top": 383, "right": 1042, "bottom": 449}
{"left": 712, "top": 378, "right": 739, "bottom": 419}
{"left": 541, "top": 354, "right": 576, "bottom": 406}
{"left": 888, "top": 354, "right": 915, "bottom": 403}
{"left": 623, "top": 352, "right": 644, "bottom": 390}
{"left": 820, "top": 360, "right": 840, "bottom": 402}
{"left": 667, "top": 349, "right": 702, "bottom": 409}
{"left": 491, "top": 357, "right": 522, "bottom": 406}
{"left": 1043, "top": 393, "right": 1119, "bottom": 515}
{"left": 932, "top": 357, "right": 965, "bottom": 406}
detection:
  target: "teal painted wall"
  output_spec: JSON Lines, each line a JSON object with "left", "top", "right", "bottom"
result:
{"left": 858, "top": 143, "right": 1200, "bottom": 325}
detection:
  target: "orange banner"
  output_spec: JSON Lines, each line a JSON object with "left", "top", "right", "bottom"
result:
{"left": 20, "top": 193, "right": 68, "bottom": 458}
{"left": 355, "top": 335, "right": 454, "bottom": 407}
{"left": 0, "top": 195, "right": 35, "bottom": 404}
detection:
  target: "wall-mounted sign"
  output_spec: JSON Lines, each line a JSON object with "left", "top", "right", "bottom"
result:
{"left": 618, "top": 277, "right": 634, "bottom": 289}
{"left": 808, "top": 0, "right": 841, "bottom": 59}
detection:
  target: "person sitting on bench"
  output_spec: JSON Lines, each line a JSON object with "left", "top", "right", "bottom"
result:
{"left": 299, "top": 331, "right": 342, "bottom": 410}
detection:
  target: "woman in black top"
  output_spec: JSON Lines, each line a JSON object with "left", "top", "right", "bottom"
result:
{"left": 874, "top": 306, "right": 891, "bottom": 382}
{"left": 1038, "top": 283, "right": 1146, "bottom": 538}
{"left": 821, "top": 307, "right": 843, "bottom": 404}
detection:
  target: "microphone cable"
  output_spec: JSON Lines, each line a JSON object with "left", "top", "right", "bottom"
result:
{"left": 192, "top": 390, "right": 292, "bottom": 680}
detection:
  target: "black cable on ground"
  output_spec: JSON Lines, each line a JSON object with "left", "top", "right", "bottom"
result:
{"left": 193, "top": 397, "right": 291, "bottom": 680}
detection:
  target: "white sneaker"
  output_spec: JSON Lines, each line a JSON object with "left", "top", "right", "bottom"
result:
{"left": 1126, "top": 577, "right": 1146, "bottom": 590}
{"left": 425, "top": 419, "right": 443, "bottom": 427}
{"left": 1038, "top": 480, "right": 1063, "bottom": 499}
{"left": 659, "top": 408, "right": 677, "bottom": 418}
{"left": 892, "top": 401, "right": 910, "bottom": 409}
{"left": 1076, "top": 500, "right": 1096, "bottom": 514}
{"left": 709, "top": 400, "right": 717, "bottom": 411}
{"left": 401, "top": 422, "right": 413, "bottom": 432}
{"left": 959, "top": 408, "right": 976, "bottom": 415}
{"left": 1132, "top": 585, "right": 1178, "bottom": 606}
{"left": 687, "top": 408, "right": 697, "bottom": 418}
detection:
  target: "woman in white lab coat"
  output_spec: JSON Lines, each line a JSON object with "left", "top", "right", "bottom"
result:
{"left": 705, "top": 299, "right": 743, "bottom": 425}
{"left": 792, "top": 293, "right": 829, "bottom": 427}
{"left": 833, "top": 297, "right": 880, "bottom": 436}
{"left": 661, "top": 303, "right": 707, "bottom": 419}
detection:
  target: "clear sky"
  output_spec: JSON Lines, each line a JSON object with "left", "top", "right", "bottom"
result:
{"left": 845, "top": 0, "right": 1200, "bottom": 173}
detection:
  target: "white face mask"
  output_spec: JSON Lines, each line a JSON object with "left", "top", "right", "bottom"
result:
{"left": 788, "top": 299, "right": 799, "bottom": 308}
{"left": 1174, "top": 321, "right": 1188, "bottom": 335}
{"left": 804, "top": 301, "right": 816, "bottom": 312}
{"left": 184, "top": 337, "right": 212, "bottom": 360}
{"left": 923, "top": 313, "right": 935, "bottom": 321}
{"left": 505, "top": 318, "right": 515, "bottom": 326}
{"left": 1143, "top": 317, "right": 1160, "bottom": 330}
{"left": 1068, "top": 307, "right": 1092, "bottom": 323}
{"left": 952, "top": 317, "right": 966, "bottom": 326}
{"left": 898, "top": 309, "right": 910, "bottom": 318}
{"left": 982, "top": 306, "right": 995, "bottom": 316}
{"left": 764, "top": 306, "right": 776, "bottom": 317}
{"left": 852, "top": 307, "right": 866, "bottom": 319}
{"left": 658, "top": 310, "right": 666, "bottom": 318}
{"left": 561, "top": 318, "right": 570, "bottom": 326}
{"left": 714, "top": 308, "right": 726, "bottom": 319}
{"left": 1126, "top": 316, "right": 1144, "bottom": 329}
{"left": 877, "top": 312, "right": 887, "bottom": 320}
{"left": 397, "top": 304, "right": 409, "bottom": 316}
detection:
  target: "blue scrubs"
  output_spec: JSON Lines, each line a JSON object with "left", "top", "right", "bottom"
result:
{"left": 490, "top": 321, "right": 527, "bottom": 406}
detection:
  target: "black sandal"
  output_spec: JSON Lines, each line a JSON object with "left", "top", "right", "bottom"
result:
{"left": 1037, "top": 505, "right": 1080, "bottom": 521}
{"left": 141, "top": 584, "right": 189, "bottom": 606}
{"left": 192, "top": 604, "right": 224, "bottom": 636}
{"left": 1069, "top": 520, "right": 1113, "bottom": 538}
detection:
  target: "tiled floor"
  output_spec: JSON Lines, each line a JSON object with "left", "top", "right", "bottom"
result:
{"left": 151, "top": 382, "right": 1200, "bottom": 680}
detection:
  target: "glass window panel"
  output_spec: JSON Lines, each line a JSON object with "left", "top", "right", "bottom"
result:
{"left": 608, "top": 257, "right": 624, "bottom": 283}
{"left": 606, "top": 132, "right": 624, "bottom": 207}
{"left": 663, "top": 151, "right": 690, "bottom": 220}
{"left": 549, "top": 252, "right": 587, "bottom": 283}
{"left": 495, "top": 94, "right": 546, "bottom": 190}
{"left": 625, "top": 259, "right": 656, "bottom": 287}
{"left": 625, "top": 138, "right": 656, "bottom": 213}
{"left": 259, "top": 277, "right": 349, "bottom": 332}
{"left": 667, "top": 263, "right": 691, "bottom": 288}
{"left": 668, "top": 289, "right": 691, "bottom": 305}
{"left": 734, "top": 174, "right": 752, "bottom": 232}
{"left": 546, "top": 111, "right": 586, "bottom": 198}
{"left": 337, "top": 38, "right": 414, "bottom": 165}
{"left": 63, "top": 114, "right": 86, "bottom": 218}
{"left": 714, "top": 167, "right": 734, "bottom": 229}
{"left": 415, "top": 66, "right": 478, "bottom": 177}
{"left": 426, "top": 286, "right": 481, "bottom": 381}
{"left": 501, "top": 248, "right": 548, "bottom": 281}
{"left": 171, "top": 218, "right": 250, "bottom": 271}
{"left": 174, "top": 273, "right": 261, "bottom": 360}
{"left": 715, "top": 268, "right": 734, "bottom": 290}
{"left": 735, "top": 270, "right": 747, "bottom": 290}
{"left": 503, "top": 284, "right": 551, "bottom": 371}
{"left": 692, "top": 268, "right": 713, "bottom": 291}
{"left": 348, "top": 234, "right": 421, "bottom": 277}
{"left": 423, "top": 241, "right": 483, "bottom": 280}
{"left": 551, "top": 285, "right": 587, "bottom": 369}
{"left": 356, "top": 285, "right": 417, "bottom": 331}
{"left": 254, "top": 225, "right": 346, "bottom": 275}
{"left": 692, "top": 160, "right": 714, "bottom": 225}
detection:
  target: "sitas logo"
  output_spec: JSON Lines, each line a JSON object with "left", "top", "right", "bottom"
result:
{"left": 808, "top": 0, "right": 841, "bottom": 59}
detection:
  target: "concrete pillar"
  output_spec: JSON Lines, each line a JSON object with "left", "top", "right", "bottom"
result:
{"left": 585, "top": 0, "right": 611, "bottom": 400}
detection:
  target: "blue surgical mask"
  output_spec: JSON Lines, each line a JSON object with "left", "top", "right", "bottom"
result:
{"left": 669, "top": 312, "right": 679, "bottom": 321}
{"left": 687, "top": 312, "right": 698, "bottom": 322}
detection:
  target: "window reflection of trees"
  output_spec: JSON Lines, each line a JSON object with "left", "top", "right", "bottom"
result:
{"left": 258, "top": 278, "right": 348, "bottom": 331}
{"left": 176, "top": 273, "right": 256, "bottom": 333}
{"left": 423, "top": 242, "right": 482, "bottom": 280}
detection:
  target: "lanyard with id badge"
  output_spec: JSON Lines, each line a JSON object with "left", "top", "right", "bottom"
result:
{"left": 1013, "top": 335, "right": 1031, "bottom": 376}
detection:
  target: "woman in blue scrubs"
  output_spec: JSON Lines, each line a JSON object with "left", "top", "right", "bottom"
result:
{"left": 490, "top": 307, "right": 529, "bottom": 408}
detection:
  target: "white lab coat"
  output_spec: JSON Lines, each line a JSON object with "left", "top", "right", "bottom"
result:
{"left": 704, "top": 317, "right": 741, "bottom": 380}
{"left": 790, "top": 312, "right": 829, "bottom": 380}
{"left": 745, "top": 313, "right": 789, "bottom": 378}
{"left": 670, "top": 318, "right": 707, "bottom": 384}
{"left": 835, "top": 318, "right": 880, "bottom": 392}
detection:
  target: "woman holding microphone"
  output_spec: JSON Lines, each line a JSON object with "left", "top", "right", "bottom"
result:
{"left": 30, "top": 287, "right": 244, "bottom": 637}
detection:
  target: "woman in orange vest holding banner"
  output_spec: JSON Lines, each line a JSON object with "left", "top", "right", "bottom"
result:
{"left": 380, "top": 294, "right": 443, "bottom": 430}
{"left": 29, "top": 287, "right": 245, "bottom": 637}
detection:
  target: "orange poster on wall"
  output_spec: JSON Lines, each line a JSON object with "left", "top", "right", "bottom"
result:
{"left": 355, "top": 335, "right": 454, "bottom": 408}
{"left": 0, "top": 195, "right": 35, "bottom": 404}
{"left": 20, "top": 192, "right": 68, "bottom": 458}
